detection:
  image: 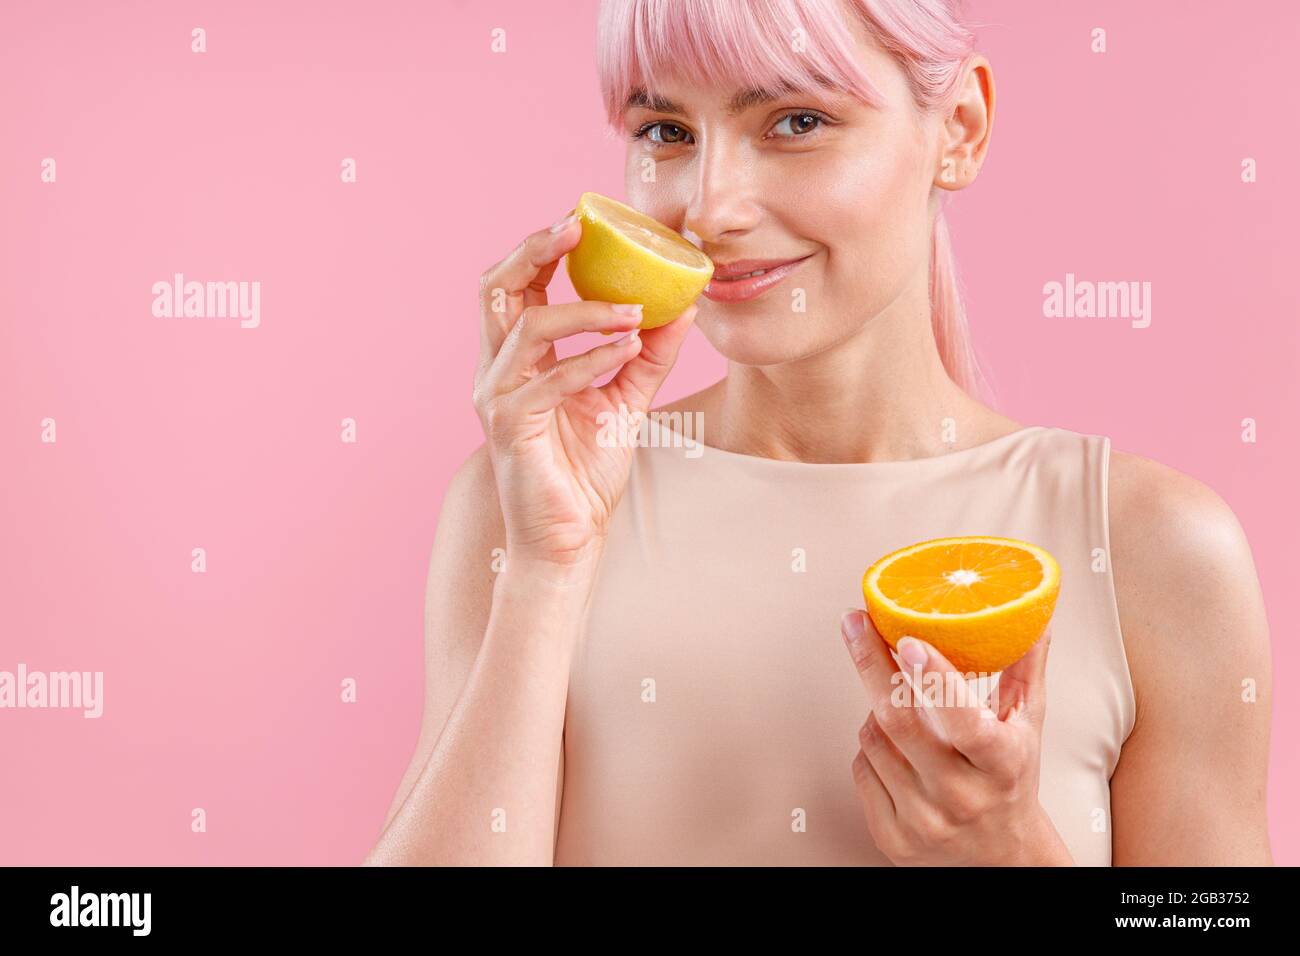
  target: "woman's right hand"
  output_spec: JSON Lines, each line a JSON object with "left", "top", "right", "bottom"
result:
{"left": 474, "top": 211, "right": 698, "bottom": 571}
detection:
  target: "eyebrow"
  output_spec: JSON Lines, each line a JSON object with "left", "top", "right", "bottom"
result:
{"left": 625, "top": 77, "right": 833, "bottom": 117}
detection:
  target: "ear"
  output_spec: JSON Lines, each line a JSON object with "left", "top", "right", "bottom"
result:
{"left": 934, "top": 54, "right": 995, "bottom": 192}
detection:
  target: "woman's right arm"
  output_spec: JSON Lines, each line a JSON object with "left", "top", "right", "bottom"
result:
{"left": 364, "top": 211, "right": 698, "bottom": 865}
{"left": 364, "top": 444, "right": 597, "bottom": 866}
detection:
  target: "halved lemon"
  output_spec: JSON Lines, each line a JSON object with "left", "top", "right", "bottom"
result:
{"left": 565, "top": 192, "right": 714, "bottom": 329}
{"left": 862, "top": 536, "right": 1060, "bottom": 673}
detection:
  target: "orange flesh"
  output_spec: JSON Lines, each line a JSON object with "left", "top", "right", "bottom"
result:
{"left": 875, "top": 543, "right": 1044, "bottom": 614}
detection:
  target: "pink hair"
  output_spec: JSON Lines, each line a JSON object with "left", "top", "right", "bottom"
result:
{"left": 596, "top": 0, "right": 993, "bottom": 401}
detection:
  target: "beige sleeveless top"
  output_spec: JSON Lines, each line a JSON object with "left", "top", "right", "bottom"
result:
{"left": 556, "top": 419, "right": 1136, "bottom": 866}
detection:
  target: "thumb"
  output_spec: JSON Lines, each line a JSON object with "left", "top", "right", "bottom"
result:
{"left": 605, "top": 303, "right": 698, "bottom": 412}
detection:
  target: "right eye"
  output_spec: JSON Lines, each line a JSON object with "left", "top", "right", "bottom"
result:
{"left": 633, "top": 121, "right": 695, "bottom": 146}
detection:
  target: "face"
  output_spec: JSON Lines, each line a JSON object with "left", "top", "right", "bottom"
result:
{"left": 622, "top": 32, "right": 946, "bottom": 367}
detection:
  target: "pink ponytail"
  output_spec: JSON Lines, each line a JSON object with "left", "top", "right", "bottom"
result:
{"left": 930, "top": 212, "right": 991, "bottom": 401}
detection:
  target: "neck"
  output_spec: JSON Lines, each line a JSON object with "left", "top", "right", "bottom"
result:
{"left": 713, "top": 282, "right": 997, "bottom": 464}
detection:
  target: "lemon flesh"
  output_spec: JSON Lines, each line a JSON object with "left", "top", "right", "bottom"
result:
{"left": 565, "top": 192, "right": 714, "bottom": 330}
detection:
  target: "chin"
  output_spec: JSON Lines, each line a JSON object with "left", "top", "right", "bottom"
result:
{"left": 696, "top": 307, "right": 831, "bottom": 367}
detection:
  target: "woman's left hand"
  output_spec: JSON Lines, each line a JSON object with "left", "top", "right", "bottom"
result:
{"left": 840, "top": 609, "right": 1074, "bottom": 866}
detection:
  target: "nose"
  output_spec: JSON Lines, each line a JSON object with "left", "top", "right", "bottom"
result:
{"left": 682, "top": 136, "right": 762, "bottom": 247}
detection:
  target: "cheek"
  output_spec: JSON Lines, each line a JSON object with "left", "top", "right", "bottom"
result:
{"left": 624, "top": 158, "right": 684, "bottom": 223}
{"left": 808, "top": 142, "right": 932, "bottom": 291}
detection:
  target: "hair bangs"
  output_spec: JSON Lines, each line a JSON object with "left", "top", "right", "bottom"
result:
{"left": 597, "top": 0, "right": 885, "bottom": 128}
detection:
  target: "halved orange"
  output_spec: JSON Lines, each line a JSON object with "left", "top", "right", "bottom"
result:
{"left": 862, "top": 536, "right": 1060, "bottom": 673}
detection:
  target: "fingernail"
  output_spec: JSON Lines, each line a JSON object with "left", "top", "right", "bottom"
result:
{"left": 897, "top": 637, "right": 928, "bottom": 669}
{"left": 550, "top": 213, "right": 578, "bottom": 233}
{"left": 613, "top": 328, "right": 640, "bottom": 346}
{"left": 841, "top": 610, "right": 865, "bottom": 648}
{"left": 610, "top": 303, "right": 643, "bottom": 316}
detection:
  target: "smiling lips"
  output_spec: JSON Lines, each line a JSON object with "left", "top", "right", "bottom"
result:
{"left": 702, "top": 254, "right": 814, "bottom": 302}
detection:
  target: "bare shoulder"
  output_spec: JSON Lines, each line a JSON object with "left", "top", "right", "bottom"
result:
{"left": 1105, "top": 447, "right": 1268, "bottom": 713}
{"left": 1104, "top": 446, "right": 1272, "bottom": 863}
{"left": 1107, "top": 448, "right": 1253, "bottom": 568}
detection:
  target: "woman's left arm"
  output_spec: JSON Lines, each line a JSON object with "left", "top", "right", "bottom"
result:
{"left": 1107, "top": 451, "right": 1273, "bottom": 865}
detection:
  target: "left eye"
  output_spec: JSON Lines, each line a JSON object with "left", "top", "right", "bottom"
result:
{"left": 772, "top": 113, "right": 822, "bottom": 137}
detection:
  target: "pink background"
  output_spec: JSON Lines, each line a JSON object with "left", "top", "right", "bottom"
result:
{"left": 1, "top": 0, "right": 1295, "bottom": 865}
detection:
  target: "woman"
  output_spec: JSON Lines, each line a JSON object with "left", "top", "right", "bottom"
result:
{"left": 366, "top": 0, "right": 1272, "bottom": 865}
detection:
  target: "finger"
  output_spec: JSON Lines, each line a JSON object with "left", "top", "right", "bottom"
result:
{"left": 844, "top": 609, "right": 966, "bottom": 780}
{"left": 994, "top": 624, "right": 1052, "bottom": 726}
{"left": 477, "top": 212, "right": 580, "bottom": 364}
{"left": 507, "top": 330, "right": 643, "bottom": 416}
{"left": 894, "top": 635, "right": 1006, "bottom": 772}
{"left": 868, "top": 644, "right": 967, "bottom": 781}
{"left": 603, "top": 302, "right": 699, "bottom": 412}
{"left": 852, "top": 749, "right": 896, "bottom": 828}
{"left": 858, "top": 714, "right": 919, "bottom": 804}
{"left": 840, "top": 609, "right": 900, "bottom": 709}
{"left": 483, "top": 301, "right": 644, "bottom": 399}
